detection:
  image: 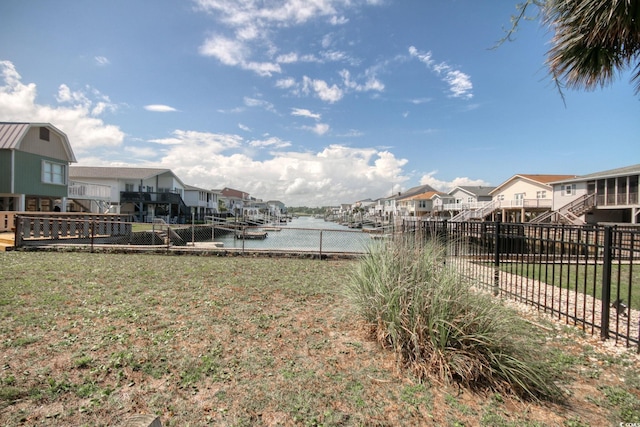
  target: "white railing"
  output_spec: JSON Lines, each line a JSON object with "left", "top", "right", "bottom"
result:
{"left": 439, "top": 201, "right": 491, "bottom": 211}
{"left": 68, "top": 181, "right": 111, "bottom": 200}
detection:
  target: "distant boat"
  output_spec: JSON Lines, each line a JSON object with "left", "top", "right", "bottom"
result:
{"left": 235, "top": 231, "right": 268, "bottom": 240}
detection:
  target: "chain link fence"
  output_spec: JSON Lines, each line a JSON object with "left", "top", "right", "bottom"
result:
{"left": 13, "top": 214, "right": 392, "bottom": 256}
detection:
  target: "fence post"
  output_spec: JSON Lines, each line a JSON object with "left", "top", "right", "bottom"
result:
{"left": 493, "top": 214, "right": 501, "bottom": 296}
{"left": 600, "top": 225, "right": 613, "bottom": 340}
{"left": 319, "top": 230, "right": 323, "bottom": 258}
{"left": 14, "top": 215, "right": 22, "bottom": 248}
{"left": 91, "top": 221, "right": 96, "bottom": 253}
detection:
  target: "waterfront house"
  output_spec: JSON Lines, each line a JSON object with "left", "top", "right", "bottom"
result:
{"left": 383, "top": 184, "right": 438, "bottom": 220}
{"left": 0, "top": 122, "right": 76, "bottom": 214}
{"left": 488, "top": 174, "right": 576, "bottom": 222}
{"left": 69, "top": 166, "right": 189, "bottom": 223}
{"left": 397, "top": 191, "right": 452, "bottom": 218}
{"left": 183, "top": 185, "right": 219, "bottom": 220}
{"left": 541, "top": 164, "right": 640, "bottom": 225}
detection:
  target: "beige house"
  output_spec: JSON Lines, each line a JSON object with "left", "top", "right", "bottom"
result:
{"left": 540, "top": 164, "right": 640, "bottom": 225}
{"left": 397, "top": 191, "right": 450, "bottom": 217}
{"left": 488, "top": 174, "right": 576, "bottom": 222}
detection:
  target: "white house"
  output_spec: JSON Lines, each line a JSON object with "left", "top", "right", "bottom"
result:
{"left": 183, "top": 185, "right": 219, "bottom": 220}
{"left": 546, "top": 164, "right": 640, "bottom": 224}
{"left": 69, "top": 166, "right": 189, "bottom": 222}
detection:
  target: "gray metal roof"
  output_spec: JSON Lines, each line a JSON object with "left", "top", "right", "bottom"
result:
{"left": 549, "top": 164, "right": 640, "bottom": 184}
{"left": 70, "top": 166, "right": 180, "bottom": 183}
{"left": 453, "top": 186, "right": 496, "bottom": 197}
{"left": 391, "top": 184, "right": 438, "bottom": 200}
{"left": 0, "top": 122, "right": 30, "bottom": 150}
{"left": 0, "top": 122, "right": 76, "bottom": 162}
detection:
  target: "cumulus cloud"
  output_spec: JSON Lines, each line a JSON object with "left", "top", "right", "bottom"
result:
{"left": 301, "top": 76, "right": 343, "bottom": 103}
{"left": 0, "top": 60, "right": 124, "bottom": 152}
{"left": 303, "top": 122, "right": 330, "bottom": 135}
{"left": 142, "top": 127, "right": 411, "bottom": 206}
{"left": 408, "top": 46, "right": 473, "bottom": 99}
{"left": 144, "top": 104, "right": 178, "bottom": 112}
{"left": 419, "top": 170, "right": 490, "bottom": 192}
{"left": 194, "top": 0, "right": 380, "bottom": 78}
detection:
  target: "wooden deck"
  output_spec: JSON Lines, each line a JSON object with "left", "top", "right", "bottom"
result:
{"left": 0, "top": 232, "right": 15, "bottom": 252}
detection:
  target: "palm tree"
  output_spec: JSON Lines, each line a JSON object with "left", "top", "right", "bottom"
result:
{"left": 544, "top": 0, "right": 640, "bottom": 94}
{"left": 503, "top": 0, "right": 640, "bottom": 94}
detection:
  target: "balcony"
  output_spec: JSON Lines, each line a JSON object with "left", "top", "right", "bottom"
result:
{"left": 68, "top": 181, "right": 111, "bottom": 201}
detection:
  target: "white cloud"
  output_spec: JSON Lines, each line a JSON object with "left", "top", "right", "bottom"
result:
{"left": 244, "top": 96, "right": 276, "bottom": 112}
{"left": 238, "top": 123, "right": 251, "bottom": 132}
{"left": 291, "top": 107, "right": 321, "bottom": 120}
{"left": 144, "top": 104, "right": 178, "bottom": 112}
{"left": 419, "top": 170, "right": 490, "bottom": 192}
{"left": 302, "top": 76, "right": 343, "bottom": 103}
{"left": 408, "top": 46, "right": 473, "bottom": 99}
{"left": 329, "top": 15, "right": 349, "bottom": 25}
{"left": 340, "top": 69, "right": 384, "bottom": 92}
{"left": 133, "top": 126, "right": 411, "bottom": 206}
{"left": 0, "top": 60, "right": 124, "bottom": 152}
{"left": 303, "top": 122, "right": 330, "bottom": 135}
{"left": 194, "top": 0, "right": 381, "bottom": 77}
{"left": 150, "top": 129, "right": 242, "bottom": 149}
{"left": 95, "top": 56, "right": 110, "bottom": 66}
{"left": 275, "top": 77, "right": 296, "bottom": 89}
{"left": 276, "top": 52, "right": 298, "bottom": 63}
{"left": 443, "top": 70, "right": 473, "bottom": 99}
{"left": 199, "top": 34, "right": 282, "bottom": 76}
{"left": 249, "top": 136, "right": 291, "bottom": 148}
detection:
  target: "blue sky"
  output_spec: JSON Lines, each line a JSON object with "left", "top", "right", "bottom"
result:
{"left": 1, "top": 0, "right": 638, "bottom": 206}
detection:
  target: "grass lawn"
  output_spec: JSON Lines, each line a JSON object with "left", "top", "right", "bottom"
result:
{"left": 0, "top": 251, "right": 639, "bottom": 426}
{"left": 500, "top": 263, "right": 640, "bottom": 310}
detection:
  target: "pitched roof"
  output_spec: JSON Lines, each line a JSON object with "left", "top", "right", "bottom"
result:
{"left": 69, "top": 166, "right": 182, "bottom": 184}
{"left": 549, "top": 164, "right": 640, "bottom": 184}
{"left": 518, "top": 174, "right": 577, "bottom": 184}
{"left": 392, "top": 184, "right": 438, "bottom": 200}
{"left": 0, "top": 122, "right": 30, "bottom": 150}
{"left": 452, "top": 185, "right": 496, "bottom": 197}
{"left": 399, "top": 191, "right": 446, "bottom": 201}
{"left": 0, "top": 122, "right": 76, "bottom": 162}
{"left": 490, "top": 174, "right": 577, "bottom": 194}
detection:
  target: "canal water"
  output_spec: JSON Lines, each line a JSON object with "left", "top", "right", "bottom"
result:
{"left": 214, "top": 215, "right": 376, "bottom": 253}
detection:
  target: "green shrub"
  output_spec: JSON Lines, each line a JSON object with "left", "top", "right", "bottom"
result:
{"left": 346, "top": 238, "right": 562, "bottom": 401}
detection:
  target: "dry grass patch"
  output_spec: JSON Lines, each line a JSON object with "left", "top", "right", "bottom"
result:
{"left": 0, "top": 251, "right": 638, "bottom": 426}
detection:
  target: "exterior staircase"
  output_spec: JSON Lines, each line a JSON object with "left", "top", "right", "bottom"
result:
{"left": 530, "top": 193, "right": 596, "bottom": 225}
{"left": 450, "top": 199, "right": 500, "bottom": 222}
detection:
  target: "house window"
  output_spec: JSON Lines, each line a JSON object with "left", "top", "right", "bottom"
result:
{"left": 42, "top": 161, "right": 65, "bottom": 185}
{"left": 564, "top": 185, "right": 575, "bottom": 196}
{"left": 39, "top": 127, "right": 50, "bottom": 141}
{"left": 125, "top": 183, "right": 134, "bottom": 192}
{"left": 536, "top": 191, "right": 547, "bottom": 199}
{"left": 514, "top": 193, "right": 524, "bottom": 200}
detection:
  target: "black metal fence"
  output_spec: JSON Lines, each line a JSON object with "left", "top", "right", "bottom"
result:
{"left": 405, "top": 219, "right": 639, "bottom": 351}
{"left": 11, "top": 214, "right": 639, "bottom": 349}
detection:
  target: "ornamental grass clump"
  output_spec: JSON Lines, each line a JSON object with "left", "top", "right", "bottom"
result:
{"left": 346, "top": 238, "right": 562, "bottom": 401}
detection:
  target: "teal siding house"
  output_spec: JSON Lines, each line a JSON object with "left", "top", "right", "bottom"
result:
{"left": 0, "top": 122, "right": 77, "bottom": 212}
